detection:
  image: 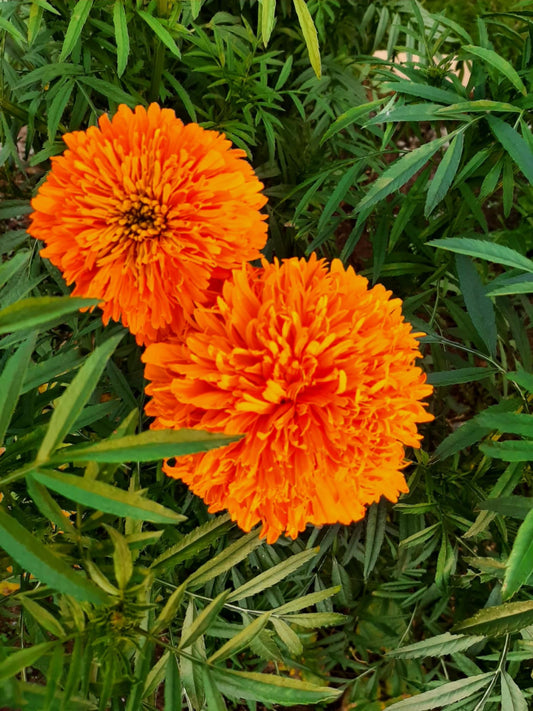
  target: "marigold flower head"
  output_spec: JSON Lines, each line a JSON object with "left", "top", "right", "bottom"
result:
{"left": 143, "top": 254, "right": 433, "bottom": 543}
{"left": 28, "top": 103, "right": 267, "bottom": 344}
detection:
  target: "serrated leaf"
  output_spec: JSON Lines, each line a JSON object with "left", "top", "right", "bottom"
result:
{"left": 36, "top": 333, "right": 123, "bottom": 462}
{"left": 273, "top": 586, "right": 341, "bottom": 614}
{"left": 321, "top": 99, "right": 383, "bottom": 144}
{"left": 429, "top": 238, "right": 533, "bottom": 273}
{"left": 316, "top": 162, "right": 362, "bottom": 240}
{"left": 0, "top": 296, "right": 99, "bottom": 335}
{"left": 425, "top": 132, "right": 465, "bottom": 217}
{"left": 186, "top": 530, "right": 263, "bottom": 588}
{"left": 271, "top": 617, "right": 303, "bottom": 656}
{"left": 292, "top": 0, "right": 320, "bottom": 78}
{"left": 104, "top": 526, "right": 133, "bottom": 591}
{"left": 152, "top": 514, "right": 232, "bottom": 570}
{"left": 30, "top": 469, "right": 185, "bottom": 524}
{"left": 113, "top": 0, "right": 130, "bottom": 76}
{"left": 78, "top": 76, "right": 135, "bottom": 106}
{"left": 164, "top": 653, "right": 181, "bottom": 711}
{"left": 454, "top": 601, "right": 533, "bottom": 637}
{"left": 480, "top": 440, "right": 533, "bottom": 462}
{"left": 487, "top": 115, "right": 533, "bottom": 186}
{"left": 0, "top": 251, "right": 29, "bottom": 290}
{"left": 477, "top": 412, "right": 533, "bottom": 437}
{"left": 462, "top": 45, "right": 527, "bottom": 95}
{"left": 48, "top": 429, "right": 240, "bottom": 464}
{"left": 356, "top": 133, "right": 451, "bottom": 215}
{"left": 283, "top": 612, "right": 346, "bottom": 628}
{"left": 179, "top": 591, "right": 230, "bottom": 650}
{"left": 151, "top": 583, "right": 186, "bottom": 636}
{"left": 501, "top": 671, "right": 528, "bottom": 711}
{"left": 180, "top": 600, "right": 205, "bottom": 710}
{"left": 477, "top": 496, "right": 532, "bottom": 520}
{"left": 0, "top": 332, "right": 36, "bottom": 447}
{"left": 388, "top": 632, "right": 485, "bottom": 659}
{"left": 0, "top": 508, "right": 108, "bottom": 604}
{"left": 47, "top": 81, "right": 73, "bottom": 141}
{"left": 466, "top": 462, "right": 524, "bottom": 538}
{"left": 456, "top": 254, "right": 497, "bottom": 355}
{"left": 260, "top": 0, "right": 276, "bottom": 46}
{"left": 384, "top": 672, "right": 494, "bottom": 711}
{"left": 427, "top": 367, "right": 497, "bottom": 386}
{"left": 209, "top": 667, "right": 340, "bottom": 706}
{"left": 59, "top": 0, "right": 94, "bottom": 61}
{"left": 502, "top": 508, "right": 533, "bottom": 601}
{"left": 208, "top": 613, "right": 272, "bottom": 664}
{"left": 137, "top": 10, "right": 181, "bottom": 58}
{"left": 20, "top": 596, "right": 66, "bottom": 638}
{"left": 227, "top": 547, "right": 318, "bottom": 602}
{"left": 364, "top": 499, "right": 387, "bottom": 580}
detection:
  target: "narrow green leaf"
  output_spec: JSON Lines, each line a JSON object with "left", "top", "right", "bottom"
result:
{"left": 456, "top": 254, "right": 497, "bottom": 355}
{"left": 113, "top": 0, "right": 130, "bottom": 76}
{"left": 506, "top": 368, "right": 533, "bottom": 393}
{"left": 227, "top": 547, "right": 318, "bottom": 602}
{"left": 382, "top": 81, "right": 464, "bottom": 104}
{"left": 47, "top": 81, "right": 74, "bottom": 141}
{"left": 0, "top": 16, "right": 26, "bottom": 46}
{"left": 384, "top": 672, "right": 493, "bottom": 711}
{"left": 0, "top": 507, "right": 108, "bottom": 604}
{"left": 283, "top": 612, "right": 346, "bottom": 628}
{"left": 0, "top": 333, "right": 36, "bottom": 447}
{"left": 208, "top": 613, "right": 272, "bottom": 664}
{"left": 179, "top": 591, "right": 230, "bottom": 650}
{"left": 273, "top": 586, "right": 341, "bottom": 615}
{"left": 48, "top": 429, "right": 240, "bottom": 464}
{"left": 321, "top": 100, "right": 383, "bottom": 144}
{"left": 180, "top": 600, "right": 205, "bottom": 710}
{"left": 30, "top": 469, "right": 186, "bottom": 524}
{"left": 20, "top": 596, "right": 66, "bottom": 638}
{"left": 486, "top": 276, "right": 533, "bottom": 296}
{"left": 427, "top": 367, "right": 497, "bottom": 386}
{"left": 502, "top": 508, "right": 533, "bottom": 600}
{"left": 260, "top": 0, "right": 276, "bottom": 46}
{"left": 137, "top": 10, "right": 181, "bottom": 57}
{"left": 59, "top": 0, "right": 94, "bottom": 61}
{"left": 77, "top": 76, "right": 136, "bottom": 106}
{"left": 152, "top": 583, "right": 187, "bottom": 635}
{"left": 105, "top": 526, "right": 133, "bottom": 591}
{"left": 152, "top": 514, "right": 232, "bottom": 570}
{"left": 0, "top": 251, "right": 29, "bottom": 290}
{"left": 26, "top": 476, "right": 76, "bottom": 534}
{"left": 487, "top": 115, "right": 533, "bottom": 186}
{"left": 36, "top": 333, "right": 123, "bottom": 462}
{"left": 477, "top": 412, "right": 533, "bottom": 437}
{"left": 203, "top": 666, "right": 227, "bottom": 711}
{"left": 316, "top": 162, "right": 362, "bottom": 239}
{"left": 209, "top": 667, "right": 340, "bottom": 706}
{"left": 356, "top": 134, "right": 451, "bottom": 215}
{"left": 466, "top": 462, "right": 524, "bottom": 538}
{"left": 292, "top": 0, "right": 321, "bottom": 78}
{"left": 501, "top": 671, "right": 528, "bottom": 711}
{"left": 425, "top": 132, "right": 464, "bottom": 217}
{"left": 477, "top": 496, "right": 532, "bottom": 520}
{"left": 0, "top": 296, "right": 99, "bottom": 335}
{"left": 0, "top": 641, "right": 57, "bottom": 682}
{"left": 164, "top": 654, "right": 181, "bottom": 711}
{"left": 480, "top": 440, "right": 533, "bottom": 462}
{"left": 453, "top": 601, "right": 533, "bottom": 637}
{"left": 186, "top": 530, "right": 263, "bottom": 588}
{"left": 364, "top": 499, "right": 387, "bottom": 580}
{"left": 502, "top": 156, "right": 515, "bottom": 219}
{"left": 271, "top": 617, "right": 303, "bottom": 656}
{"left": 429, "top": 237, "right": 533, "bottom": 273}
{"left": 462, "top": 45, "right": 527, "bottom": 95}
{"left": 388, "top": 632, "right": 485, "bottom": 659}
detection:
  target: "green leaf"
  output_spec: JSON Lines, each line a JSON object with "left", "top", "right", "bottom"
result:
{"left": 462, "top": 45, "right": 527, "bottom": 96}
{"left": 0, "top": 251, "right": 29, "bottom": 290}
{"left": 46, "top": 80, "right": 74, "bottom": 141}
{"left": 384, "top": 673, "right": 494, "bottom": 711}
{"left": 364, "top": 499, "right": 387, "bottom": 580}
{"left": 388, "top": 632, "right": 485, "bottom": 659}
{"left": 456, "top": 254, "right": 497, "bottom": 355}
{"left": 477, "top": 412, "right": 533, "bottom": 437}
{"left": 506, "top": 368, "right": 533, "bottom": 393}
{"left": 105, "top": 526, "right": 133, "bottom": 591}
{"left": 180, "top": 600, "right": 205, "bottom": 710}
{"left": 30, "top": 469, "right": 185, "bottom": 524}
{"left": 429, "top": 238, "right": 533, "bottom": 273}
{"left": 283, "top": 612, "right": 346, "bottom": 628}
{"left": 502, "top": 508, "right": 533, "bottom": 600}
{"left": 36, "top": 333, "right": 123, "bottom": 462}
{"left": 26, "top": 476, "right": 76, "bottom": 535}
{"left": 20, "top": 596, "right": 66, "bottom": 638}
{"left": 321, "top": 100, "right": 383, "bottom": 144}
{"left": 152, "top": 514, "right": 233, "bottom": 570}
{"left": 292, "top": 0, "right": 321, "bottom": 78}
{"left": 0, "top": 296, "right": 99, "bottom": 335}
{"left": 454, "top": 601, "right": 533, "bottom": 637}
{"left": 0, "top": 507, "right": 108, "bottom": 604}
{"left": 465, "top": 462, "right": 524, "bottom": 538}
{"left": 186, "top": 531, "right": 263, "bottom": 588}
{"left": 501, "top": 671, "right": 528, "bottom": 711}
{"left": 486, "top": 274, "right": 533, "bottom": 296}
{"left": 151, "top": 583, "right": 187, "bottom": 635}
{"left": 382, "top": 81, "right": 464, "bottom": 104}
{"left": 356, "top": 134, "right": 451, "bottom": 215}
{"left": 48, "top": 429, "right": 240, "bottom": 464}
{"left": 113, "top": 0, "right": 130, "bottom": 76}
{"left": 477, "top": 496, "right": 532, "bottom": 520}
{"left": 164, "top": 654, "right": 181, "bottom": 711}
{"left": 179, "top": 591, "right": 231, "bottom": 650}
{"left": 260, "top": 0, "right": 276, "bottom": 46}
{"left": 227, "top": 547, "right": 318, "bottom": 602}
{"left": 271, "top": 618, "right": 303, "bottom": 656}
{"left": 0, "top": 333, "right": 36, "bottom": 447}
{"left": 427, "top": 367, "right": 497, "bottom": 386}
{"left": 203, "top": 667, "right": 227, "bottom": 711}
{"left": 273, "top": 586, "right": 341, "bottom": 615}
{"left": 0, "top": 16, "right": 27, "bottom": 46}
{"left": 425, "top": 132, "right": 464, "bottom": 217}
{"left": 77, "top": 76, "right": 136, "bottom": 106}
{"left": 487, "top": 115, "right": 533, "bottom": 186}
{"left": 0, "top": 641, "right": 58, "bottom": 682}
{"left": 480, "top": 440, "right": 533, "bottom": 462}
{"left": 59, "top": 0, "right": 94, "bottom": 61}
{"left": 316, "top": 162, "right": 362, "bottom": 241}
{"left": 137, "top": 10, "right": 181, "bottom": 58}
{"left": 208, "top": 613, "right": 272, "bottom": 664}
{"left": 209, "top": 667, "right": 340, "bottom": 706}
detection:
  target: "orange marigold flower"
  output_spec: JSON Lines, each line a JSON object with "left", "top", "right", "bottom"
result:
{"left": 28, "top": 103, "right": 267, "bottom": 344}
{"left": 143, "top": 254, "right": 433, "bottom": 543}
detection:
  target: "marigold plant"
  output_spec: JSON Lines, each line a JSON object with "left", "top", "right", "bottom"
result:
{"left": 28, "top": 103, "right": 268, "bottom": 344}
{"left": 143, "top": 254, "right": 433, "bottom": 543}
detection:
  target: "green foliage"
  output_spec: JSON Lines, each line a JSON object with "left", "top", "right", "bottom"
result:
{"left": 1, "top": 1, "right": 533, "bottom": 710}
